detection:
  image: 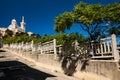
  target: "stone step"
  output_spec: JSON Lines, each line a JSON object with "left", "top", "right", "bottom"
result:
{"left": 46, "top": 76, "right": 79, "bottom": 80}
{"left": 46, "top": 77, "right": 65, "bottom": 80}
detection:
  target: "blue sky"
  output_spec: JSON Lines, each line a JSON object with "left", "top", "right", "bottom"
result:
{"left": 0, "top": 0, "right": 120, "bottom": 36}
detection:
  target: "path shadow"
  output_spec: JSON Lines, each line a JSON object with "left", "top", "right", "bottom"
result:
{"left": 0, "top": 60, "right": 56, "bottom": 80}
{"left": 59, "top": 41, "right": 92, "bottom": 76}
{"left": 58, "top": 41, "right": 80, "bottom": 76}
{"left": 0, "top": 50, "right": 6, "bottom": 52}
{"left": 0, "top": 56, "right": 6, "bottom": 58}
{"left": 80, "top": 60, "right": 89, "bottom": 71}
{"left": 61, "top": 56, "right": 79, "bottom": 76}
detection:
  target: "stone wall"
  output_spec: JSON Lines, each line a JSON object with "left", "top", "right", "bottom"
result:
{"left": 5, "top": 48, "right": 62, "bottom": 73}
{"left": 86, "top": 60, "right": 120, "bottom": 80}
{"left": 75, "top": 60, "right": 120, "bottom": 80}
{"left": 5, "top": 48, "right": 120, "bottom": 80}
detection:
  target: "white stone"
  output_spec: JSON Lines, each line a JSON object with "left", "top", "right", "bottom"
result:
{"left": 0, "top": 16, "right": 26, "bottom": 36}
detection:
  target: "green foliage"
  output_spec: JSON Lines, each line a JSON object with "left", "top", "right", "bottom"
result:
{"left": 105, "top": 2, "right": 120, "bottom": 22}
{"left": 4, "top": 32, "right": 34, "bottom": 44}
{"left": 74, "top": 2, "right": 104, "bottom": 25}
{"left": 54, "top": 12, "right": 74, "bottom": 33}
{"left": 5, "top": 29, "right": 14, "bottom": 37}
{"left": 3, "top": 32, "right": 86, "bottom": 45}
{"left": 37, "top": 33, "right": 86, "bottom": 45}
{"left": 54, "top": 2, "right": 120, "bottom": 40}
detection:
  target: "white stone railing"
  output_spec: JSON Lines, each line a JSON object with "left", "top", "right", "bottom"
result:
{"left": 116, "top": 36, "right": 120, "bottom": 64}
{"left": 4, "top": 41, "right": 33, "bottom": 52}
{"left": 89, "top": 34, "right": 120, "bottom": 61}
{"left": 3, "top": 34, "right": 120, "bottom": 61}
{"left": 32, "top": 39, "right": 57, "bottom": 55}
{"left": 90, "top": 37, "right": 113, "bottom": 58}
{"left": 3, "top": 39, "right": 58, "bottom": 57}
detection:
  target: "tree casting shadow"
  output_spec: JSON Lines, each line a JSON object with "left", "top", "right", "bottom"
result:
{"left": 0, "top": 60, "right": 56, "bottom": 80}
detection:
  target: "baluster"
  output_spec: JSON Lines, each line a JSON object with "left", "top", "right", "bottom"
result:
{"left": 104, "top": 42, "right": 107, "bottom": 53}
{"left": 100, "top": 42, "right": 103, "bottom": 56}
{"left": 107, "top": 42, "right": 110, "bottom": 53}
{"left": 97, "top": 44, "right": 100, "bottom": 54}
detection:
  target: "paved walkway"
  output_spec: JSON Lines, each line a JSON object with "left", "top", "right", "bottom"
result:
{"left": 0, "top": 49, "right": 80, "bottom": 80}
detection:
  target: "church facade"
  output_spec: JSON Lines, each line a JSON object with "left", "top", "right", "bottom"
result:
{"left": 0, "top": 16, "right": 26, "bottom": 36}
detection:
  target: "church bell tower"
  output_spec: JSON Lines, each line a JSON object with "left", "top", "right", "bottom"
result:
{"left": 20, "top": 16, "right": 26, "bottom": 32}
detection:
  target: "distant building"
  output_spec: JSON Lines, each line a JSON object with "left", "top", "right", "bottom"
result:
{"left": 27, "top": 32, "right": 34, "bottom": 36}
{"left": 0, "top": 16, "right": 26, "bottom": 36}
{"left": 0, "top": 28, "right": 7, "bottom": 36}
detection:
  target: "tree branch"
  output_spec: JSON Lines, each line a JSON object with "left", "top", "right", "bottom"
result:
{"left": 91, "top": 23, "right": 99, "bottom": 34}
{"left": 79, "top": 24, "right": 88, "bottom": 31}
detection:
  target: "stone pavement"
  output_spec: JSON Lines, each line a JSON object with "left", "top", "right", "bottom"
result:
{"left": 0, "top": 49, "right": 81, "bottom": 80}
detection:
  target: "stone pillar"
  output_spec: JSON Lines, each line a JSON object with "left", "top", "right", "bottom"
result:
{"left": 111, "top": 34, "right": 119, "bottom": 61}
{"left": 31, "top": 40, "right": 34, "bottom": 54}
{"left": 53, "top": 39, "right": 57, "bottom": 59}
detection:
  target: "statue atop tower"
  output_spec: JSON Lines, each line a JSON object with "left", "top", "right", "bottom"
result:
{"left": 20, "top": 16, "right": 26, "bottom": 32}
